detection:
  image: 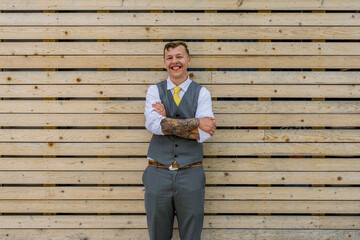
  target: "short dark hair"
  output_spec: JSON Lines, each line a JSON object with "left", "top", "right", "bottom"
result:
{"left": 163, "top": 41, "right": 190, "bottom": 58}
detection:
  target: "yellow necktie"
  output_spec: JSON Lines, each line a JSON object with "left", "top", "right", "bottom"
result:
{"left": 173, "top": 86, "right": 181, "bottom": 106}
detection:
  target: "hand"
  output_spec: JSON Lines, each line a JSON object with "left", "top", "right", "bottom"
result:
{"left": 152, "top": 102, "right": 166, "bottom": 117}
{"left": 199, "top": 117, "right": 216, "bottom": 136}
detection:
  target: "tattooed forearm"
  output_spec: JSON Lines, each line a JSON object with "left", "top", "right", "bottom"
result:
{"left": 161, "top": 118, "right": 200, "bottom": 139}
{"left": 174, "top": 128, "right": 200, "bottom": 140}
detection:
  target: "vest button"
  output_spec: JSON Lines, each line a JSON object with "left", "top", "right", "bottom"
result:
{"left": 174, "top": 155, "right": 177, "bottom": 158}
{"left": 175, "top": 144, "right": 178, "bottom": 147}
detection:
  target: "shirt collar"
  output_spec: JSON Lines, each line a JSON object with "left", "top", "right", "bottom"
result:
{"left": 166, "top": 76, "right": 192, "bottom": 91}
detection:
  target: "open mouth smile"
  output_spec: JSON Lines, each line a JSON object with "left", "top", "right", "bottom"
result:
{"left": 171, "top": 65, "right": 182, "bottom": 71}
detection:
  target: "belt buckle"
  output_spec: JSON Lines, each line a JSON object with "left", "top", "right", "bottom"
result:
{"left": 169, "top": 164, "right": 178, "bottom": 171}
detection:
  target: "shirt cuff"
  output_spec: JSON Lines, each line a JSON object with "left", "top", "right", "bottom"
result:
{"left": 152, "top": 115, "right": 166, "bottom": 135}
{"left": 197, "top": 128, "right": 211, "bottom": 143}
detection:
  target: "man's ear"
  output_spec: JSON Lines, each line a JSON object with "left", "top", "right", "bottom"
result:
{"left": 188, "top": 56, "right": 191, "bottom": 66}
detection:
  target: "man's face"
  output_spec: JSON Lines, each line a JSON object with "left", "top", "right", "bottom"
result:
{"left": 164, "top": 45, "right": 191, "bottom": 81}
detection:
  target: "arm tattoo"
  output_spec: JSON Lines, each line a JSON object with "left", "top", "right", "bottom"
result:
{"left": 161, "top": 118, "right": 200, "bottom": 139}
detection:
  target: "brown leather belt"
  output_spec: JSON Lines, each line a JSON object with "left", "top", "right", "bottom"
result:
{"left": 148, "top": 160, "right": 202, "bottom": 170}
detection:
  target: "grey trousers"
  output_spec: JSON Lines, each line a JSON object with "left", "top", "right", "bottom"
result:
{"left": 142, "top": 164, "right": 206, "bottom": 240}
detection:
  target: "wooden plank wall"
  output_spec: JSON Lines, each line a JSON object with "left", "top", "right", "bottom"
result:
{"left": 0, "top": 1, "right": 360, "bottom": 239}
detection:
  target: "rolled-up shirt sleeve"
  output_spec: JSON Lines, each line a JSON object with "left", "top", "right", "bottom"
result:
{"left": 196, "top": 87, "right": 214, "bottom": 143}
{"left": 144, "top": 85, "right": 165, "bottom": 135}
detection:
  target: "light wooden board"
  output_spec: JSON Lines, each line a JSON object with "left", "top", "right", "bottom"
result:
{"left": 1, "top": 142, "right": 360, "bottom": 156}
{"left": 1, "top": 157, "right": 359, "bottom": 171}
{"left": 1, "top": 13, "right": 359, "bottom": 26}
{"left": 0, "top": 84, "right": 359, "bottom": 98}
{"left": 0, "top": 1, "right": 358, "bottom": 238}
{"left": 2, "top": 42, "right": 360, "bottom": 56}
{"left": 1, "top": 100, "right": 359, "bottom": 114}
{"left": 1, "top": 0, "right": 360, "bottom": 10}
{"left": 204, "top": 158, "right": 360, "bottom": 171}
{"left": 0, "top": 114, "right": 359, "bottom": 127}
{"left": 1, "top": 129, "right": 360, "bottom": 143}
{"left": 0, "top": 229, "right": 359, "bottom": 240}
{"left": 2, "top": 56, "right": 360, "bottom": 69}
{"left": 204, "top": 143, "right": 360, "bottom": 156}
{"left": 0, "top": 186, "right": 359, "bottom": 200}
{"left": 0, "top": 215, "right": 359, "bottom": 229}
{"left": 0, "top": 171, "right": 358, "bottom": 185}
{"left": 215, "top": 114, "right": 360, "bottom": 127}
{"left": 1, "top": 71, "right": 360, "bottom": 85}
{"left": 0, "top": 27, "right": 359, "bottom": 40}
{"left": 0, "top": 200, "right": 359, "bottom": 213}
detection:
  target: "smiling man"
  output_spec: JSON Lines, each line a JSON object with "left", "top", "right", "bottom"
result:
{"left": 143, "top": 41, "right": 216, "bottom": 240}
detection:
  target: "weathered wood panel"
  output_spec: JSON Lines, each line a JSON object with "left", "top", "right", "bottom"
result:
{"left": 0, "top": 215, "right": 359, "bottom": 229}
{"left": 1, "top": 157, "right": 359, "bottom": 171}
{"left": 0, "top": 200, "right": 359, "bottom": 214}
{"left": 1, "top": 27, "right": 359, "bottom": 40}
{"left": 2, "top": 56, "right": 360, "bottom": 69}
{"left": 0, "top": 171, "right": 358, "bottom": 185}
{"left": 1, "top": 186, "right": 359, "bottom": 200}
{"left": 1, "top": 129, "right": 360, "bottom": 143}
{"left": 1, "top": 0, "right": 360, "bottom": 11}
{"left": 0, "top": 84, "right": 359, "bottom": 98}
{"left": 2, "top": 42, "right": 360, "bottom": 56}
{"left": 1, "top": 100, "right": 360, "bottom": 114}
{"left": 0, "top": 2, "right": 359, "bottom": 239}
{"left": 1, "top": 71, "right": 359, "bottom": 84}
{"left": 1, "top": 13, "right": 359, "bottom": 26}
{"left": 0, "top": 229, "right": 358, "bottom": 240}
{"left": 1, "top": 114, "right": 359, "bottom": 127}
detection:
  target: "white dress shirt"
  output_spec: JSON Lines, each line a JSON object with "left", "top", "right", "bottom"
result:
{"left": 145, "top": 76, "right": 214, "bottom": 143}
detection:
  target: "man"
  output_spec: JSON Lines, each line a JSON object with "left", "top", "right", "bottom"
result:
{"left": 143, "top": 41, "right": 216, "bottom": 240}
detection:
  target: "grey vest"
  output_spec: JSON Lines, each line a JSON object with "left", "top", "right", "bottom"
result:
{"left": 147, "top": 80, "right": 203, "bottom": 168}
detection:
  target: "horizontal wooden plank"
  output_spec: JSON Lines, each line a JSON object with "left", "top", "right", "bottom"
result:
{"left": 1, "top": 71, "right": 359, "bottom": 85}
{"left": 205, "top": 230, "right": 360, "bottom": 240}
{"left": 2, "top": 42, "right": 360, "bottom": 56}
{"left": 0, "top": 100, "right": 147, "bottom": 114}
{"left": 210, "top": 71, "right": 360, "bottom": 84}
{"left": 1, "top": 129, "right": 360, "bottom": 143}
{"left": 207, "top": 85, "right": 360, "bottom": 98}
{"left": 1, "top": 0, "right": 360, "bottom": 11}
{"left": 205, "top": 158, "right": 360, "bottom": 172}
{"left": 1, "top": 143, "right": 360, "bottom": 156}
{"left": 217, "top": 114, "right": 360, "bottom": 127}
{"left": 0, "top": 229, "right": 359, "bottom": 240}
{"left": 0, "top": 85, "right": 148, "bottom": 98}
{"left": 2, "top": 56, "right": 360, "bottom": 69}
{"left": 0, "top": 129, "right": 154, "bottom": 143}
{"left": 0, "top": 229, "right": 146, "bottom": 240}
{"left": 0, "top": 171, "right": 358, "bottom": 185}
{"left": 1, "top": 13, "right": 359, "bottom": 26}
{"left": 205, "top": 187, "right": 360, "bottom": 200}
{"left": 263, "top": 130, "right": 360, "bottom": 143}
{"left": 203, "top": 230, "right": 360, "bottom": 240}
{"left": 1, "top": 100, "right": 359, "bottom": 114}
{"left": 1, "top": 215, "right": 359, "bottom": 229}
{"left": 1, "top": 84, "right": 359, "bottom": 98}
{"left": 1, "top": 157, "right": 359, "bottom": 171}
{"left": 0, "top": 200, "right": 358, "bottom": 213}
{"left": 0, "top": 114, "right": 359, "bottom": 127}
{"left": 1, "top": 27, "right": 359, "bottom": 40}
{"left": 1, "top": 186, "right": 359, "bottom": 200}
{"left": 211, "top": 101, "right": 360, "bottom": 114}
{"left": 205, "top": 143, "right": 360, "bottom": 156}
{"left": 0, "top": 114, "right": 146, "bottom": 127}
{"left": 206, "top": 201, "right": 360, "bottom": 214}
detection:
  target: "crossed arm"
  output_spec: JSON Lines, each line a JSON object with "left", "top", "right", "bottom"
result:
{"left": 152, "top": 102, "right": 216, "bottom": 140}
